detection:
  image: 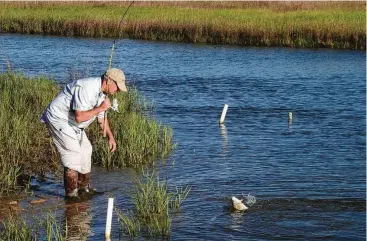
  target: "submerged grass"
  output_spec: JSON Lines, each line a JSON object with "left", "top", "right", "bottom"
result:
{"left": 116, "top": 170, "right": 190, "bottom": 238}
{"left": 44, "top": 213, "right": 67, "bottom": 241}
{"left": 116, "top": 209, "right": 140, "bottom": 238}
{"left": 169, "top": 186, "right": 191, "bottom": 211}
{"left": 0, "top": 72, "right": 174, "bottom": 195}
{"left": 0, "top": 1, "right": 364, "bottom": 49}
{"left": 0, "top": 212, "right": 67, "bottom": 241}
{"left": 0, "top": 214, "right": 35, "bottom": 241}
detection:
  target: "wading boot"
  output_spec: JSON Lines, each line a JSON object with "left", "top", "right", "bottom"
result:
{"left": 78, "top": 172, "right": 96, "bottom": 198}
{"left": 64, "top": 167, "right": 81, "bottom": 203}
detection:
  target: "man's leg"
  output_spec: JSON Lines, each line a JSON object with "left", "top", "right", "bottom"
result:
{"left": 45, "top": 122, "right": 83, "bottom": 199}
{"left": 64, "top": 167, "right": 78, "bottom": 197}
{"left": 78, "top": 131, "right": 95, "bottom": 196}
{"left": 78, "top": 172, "right": 90, "bottom": 190}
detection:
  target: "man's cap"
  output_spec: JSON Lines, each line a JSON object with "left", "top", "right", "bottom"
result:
{"left": 106, "top": 68, "right": 127, "bottom": 92}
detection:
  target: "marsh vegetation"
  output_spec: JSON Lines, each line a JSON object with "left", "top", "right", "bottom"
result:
{"left": 116, "top": 170, "right": 190, "bottom": 238}
{"left": 0, "top": 171, "right": 190, "bottom": 239}
{"left": 0, "top": 212, "right": 67, "bottom": 241}
{"left": 0, "top": 72, "right": 174, "bottom": 195}
{"left": 0, "top": 1, "right": 365, "bottom": 49}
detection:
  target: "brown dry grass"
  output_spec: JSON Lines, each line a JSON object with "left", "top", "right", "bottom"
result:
{"left": 4, "top": 1, "right": 365, "bottom": 11}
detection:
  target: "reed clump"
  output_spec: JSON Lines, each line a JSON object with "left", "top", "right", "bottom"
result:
{"left": 0, "top": 212, "right": 67, "bottom": 241}
{"left": 0, "top": 72, "right": 174, "bottom": 195}
{"left": 0, "top": 2, "right": 364, "bottom": 49}
{"left": 116, "top": 170, "right": 190, "bottom": 238}
{"left": 0, "top": 214, "right": 35, "bottom": 241}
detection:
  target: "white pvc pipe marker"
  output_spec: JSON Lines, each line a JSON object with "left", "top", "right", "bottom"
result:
{"left": 105, "top": 198, "right": 114, "bottom": 239}
{"left": 219, "top": 104, "right": 229, "bottom": 125}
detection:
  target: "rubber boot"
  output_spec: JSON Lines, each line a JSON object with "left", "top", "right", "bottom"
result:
{"left": 64, "top": 167, "right": 80, "bottom": 202}
{"left": 78, "top": 172, "right": 96, "bottom": 197}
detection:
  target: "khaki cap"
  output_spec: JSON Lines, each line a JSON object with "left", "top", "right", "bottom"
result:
{"left": 106, "top": 68, "right": 127, "bottom": 92}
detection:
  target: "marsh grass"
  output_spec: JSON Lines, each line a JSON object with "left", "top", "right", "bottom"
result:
{"left": 116, "top": 170, "right": 190, "bottom": 238}
{"left": 132, "top": 170, "right": 172, "bottom": 220}
{"left": 146, "top": 212, "right": 171, "bottom": 237}
{"left": 0, "top": 214, "right": 35, "bottom": 241}
{"left": 116, "top": 209, "right": 140, "bottom": 238}
{"left": 0, "top": 72, "right": 61, "bottom": 195}
{"left": 0, "top": 72, "right": 174, "bottom": 194}
{"left": 0, "top": 163, "right": 21, "bottom": 195}
{"left": 0, "top": 2, "right": 365, "bottom": 49}
{"left": 169, "top": 186, "right": 191, "bottom": 211}
{"left": 89, "top": 87, "right": 175, "bottom": 169}
{"left": 0, "top": 212, "right": 67, "bottom": 241}
{"left": 44, "top": 213, "right": 67, "bottom": 241}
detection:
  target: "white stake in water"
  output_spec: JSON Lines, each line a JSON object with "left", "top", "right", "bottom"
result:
{"left": 219, "top": 104, "right": 229, "bottom": 125}
{"left": 105, "top": 198, "right": 114, "bottom": 239}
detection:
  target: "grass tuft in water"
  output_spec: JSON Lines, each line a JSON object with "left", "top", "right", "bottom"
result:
{"left": 0, "top": 214, "right": 36, "bottom": 241}
{"left": 116, "top": 170, "right": 190, "bottom": 238}
{"left": 132, "top": 170, "right": 172, "bottom": 220}
{"left": 0, "top": 212, "right": 67, "bottom": 241}
{"left": 116, "top": 209, "right": 140, "bottom": 238}
{"left": 44, "top": 212, "right": 67, "bottom": 241}
{"left": 146, "top": 211, "right": 171, "bottom": 237}
{"left": 169, "top": 186, "right": 191, "bottom": 211}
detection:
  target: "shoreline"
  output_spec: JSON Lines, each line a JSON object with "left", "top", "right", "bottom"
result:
{"left": 0, "top": 2, "right": 365, "bottom": 50}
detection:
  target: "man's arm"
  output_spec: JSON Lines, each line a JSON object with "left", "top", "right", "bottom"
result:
{"left": 98, "top": 117, "right": 117, "bottom": 152}
{"left": 75, "top": 98, "right": 111, "bottom": 123}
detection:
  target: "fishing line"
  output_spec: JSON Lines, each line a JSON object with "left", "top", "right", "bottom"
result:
{"left": 104, "top": 1, "right": 134, "bottom": 137}
{"left": 107, "top": 1, "right": 135, "bottom": 70}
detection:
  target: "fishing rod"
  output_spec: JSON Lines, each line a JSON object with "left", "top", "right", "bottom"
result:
{"left": 104, "top": 1, "right": 134, "bottom": 138}
{"left": 107, "top": 1, "right": 135, "bottom": 70}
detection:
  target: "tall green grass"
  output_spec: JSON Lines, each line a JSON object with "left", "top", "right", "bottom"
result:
{"left": 88, "top": 86, "right": 175, "bottom": 169}
{"left": 116, "top": 170, "right": 190, "bottom": 238}
{"left": 0, "top": 2, "right": 365, "bottom": 49}
{"left": 0, "top": 214, "right": 35, "bottom": 241}
{"left": 0, "top": 72, "right": 61, "bottom": 195}
{"left": 0, "top": 72, "right": 174, "bottom": 195}
{"left": 0, "top": 212, "right": 67, "bottom": 241}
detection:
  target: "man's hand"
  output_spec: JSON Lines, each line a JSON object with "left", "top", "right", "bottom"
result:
{"left": 109, "top": 137, "right": 117, "bottom": 152}
{"left": 99, "top": 98, "right": 111, "bottom": 112}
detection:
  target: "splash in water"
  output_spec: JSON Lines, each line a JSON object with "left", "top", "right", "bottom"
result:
{"left": 243, "top": 193, "right": 256, "bottom": 207}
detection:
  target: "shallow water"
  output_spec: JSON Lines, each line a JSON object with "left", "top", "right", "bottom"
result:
{"left": 1, "top": 33, "right": 366, "bottom": 240}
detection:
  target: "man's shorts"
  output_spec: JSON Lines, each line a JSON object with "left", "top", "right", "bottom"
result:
{"left": 45, "top": 122, "right": 92, "bottom": 174}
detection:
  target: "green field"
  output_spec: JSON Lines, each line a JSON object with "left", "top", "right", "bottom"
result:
{"left": 0, "top": 2, "right": 365, "bottom": 49}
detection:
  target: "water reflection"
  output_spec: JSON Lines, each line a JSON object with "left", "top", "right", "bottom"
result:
{"left": 288, "top": 112, "right": 293, "bottom": 131}
{"left": 220, "top": 125, "right": 228, "bottom": 155}
{"left": 229, "top": 211, "right": 245, "bottom": 232}
{"left": 64, "top": 200, "right": 92, "bottom": 240}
